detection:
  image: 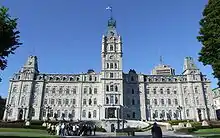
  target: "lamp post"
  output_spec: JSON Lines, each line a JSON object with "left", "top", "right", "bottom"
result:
{"left": 97, "top": 105, "right": 102, "bottom": 120}
{"left": 148, "top": 105, "right": 152, "bottom": 121}
{"left": 5, "top": 104, "right": 11, "bottom": 121}
{"left": 45, "top": 105, "right": 52, "bottom": 121}
{"left": 177, "top": 106, "right": 183, "bottom": 120}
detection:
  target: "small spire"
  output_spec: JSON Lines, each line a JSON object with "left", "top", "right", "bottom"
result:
{"left": 106, "top": 6, "right": 113, "bottom": 19}
{"left": 160, "top": 56, "right": 163, "bottom": 65}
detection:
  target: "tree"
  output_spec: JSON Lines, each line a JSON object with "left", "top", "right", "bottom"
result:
{"left": 0, "top": 6, "right": 22, "bottom": 71}
{"left": 197, "top": 0, "right": 220, "bottom": 87}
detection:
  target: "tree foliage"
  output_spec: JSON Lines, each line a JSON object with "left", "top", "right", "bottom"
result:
{"left": 197, "top": 0, "right": 220, "bottom": 87}
{"left": 0, "top": 6, "right": 22, "bottom": 71}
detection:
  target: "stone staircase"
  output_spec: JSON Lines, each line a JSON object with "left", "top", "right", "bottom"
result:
{"left": 125, "top": 120, "right": 150, "bottom": 128}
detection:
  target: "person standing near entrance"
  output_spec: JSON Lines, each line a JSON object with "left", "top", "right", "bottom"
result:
{"left": 151, "top": 122, "right": 162, "bottom": 138}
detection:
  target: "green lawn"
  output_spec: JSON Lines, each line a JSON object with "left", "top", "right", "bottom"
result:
{"left": 194, "top": 128, "right": 220, "bottom": 138}
{"left": 0, "top": 128, "right": 58, "bottom": 138}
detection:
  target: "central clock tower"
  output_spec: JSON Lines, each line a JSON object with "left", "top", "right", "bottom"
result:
{"left": 100, "top": 16, "right": 124, "bottom": 129}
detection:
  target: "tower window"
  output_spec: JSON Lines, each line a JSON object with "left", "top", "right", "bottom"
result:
{"left": 110, "top": 73, "right": 114, "bottom": 78}
{"left": 110, "top": 63, "right": 114, "bottom": 69}
{"left": 115, "top": 63, "right": 117, "bottom": 69}
{"left": 110, "top": 45, "right": 114, "bottom": 51}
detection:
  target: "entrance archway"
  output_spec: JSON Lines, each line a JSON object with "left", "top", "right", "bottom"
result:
{"left": 111, "top": 124, "right": 115, "bottom": 132}
{"left": 18, "top": 109, "right": 23, "bottom": 120}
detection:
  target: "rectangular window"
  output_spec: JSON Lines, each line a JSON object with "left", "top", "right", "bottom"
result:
{"left": 45, "top": 87, "right": 50, "bottom": 93}
{"left": 154, "top": 99, "right": 157, "bottom": 105}
{"left": 72, "top": 99, "right": 76, "bottom": 105}
{"left": 51, "top": 99, "right": 55, "bottom": 105}
{"left": 66, "top": 87, "right": 70, "bottom": 94}
{"left": 58, "top": 99, "right": 61, "bottom": 105}
{"left": 146, "top": 88, "right": 150, "bottom": 94}
{"left": 161, "top": 99, "right": 164, "bottom": 105}
{"left": 173, "top": 90, "right": 177, "bottom": 94}
{"left": 72, "top": 88, "right": 76, "bottom": 94}
{"left": 195, "top": 87, "right": 198, "bottom": 93}
{"left": 83, "top": 99, "right": 86, "bottom": 105}
{"left": 153, "top": 88, "right": 156, "bottom": 94}
{"left": 167, "top": 88, "right": 170, "bottom": 94}
{"left": 168, "top": 99, "right": 171, "bottom": 105}
{"left": 84, "top": 88, "right": 87, "bottom": 94}
{"left": 110, "top": 95, "right": 114, "bottom": 104}
{"left": 174, "top": 99, "right": 178, "bottom": 105}
{"left": 94, "top": 88, "right": 97, "bottom": 94}
{"left": 65, "top": 99, "right": 69, "bottom": 105}
{"left": 44, "top": 99, "right": 47, "bottom": 104}
{"left": 59, "top": 86, "right": 63, "bottom": 94}
{"left": 160, "top": 88, "right": 163, "bottom": 94}
{"left": 110, "top": 73, "right": 114, "bottom": 78}
{"left": 146, "top": 99, "right": 150, "bottom": 105}
{"left": 52, "top": 87, "right": 56, "bottom": 93}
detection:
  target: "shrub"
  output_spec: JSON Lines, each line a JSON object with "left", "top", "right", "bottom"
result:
{"left": 175, "top": 127, "right": 197, "bottom": 134}
{"left": 96, "top": 126, "right": 106, "bottom": 132}
{"left": 0, "top": 122, "right": 24, "bottom": 128}
{"left": 168, "top": 120, "right": 193, "bottom": 125}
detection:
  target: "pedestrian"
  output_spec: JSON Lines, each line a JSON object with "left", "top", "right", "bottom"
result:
{"left": 151, "top": 122, "right": 162, "bottom": 138}
{"left": 61, "top": 123, "right": 65, "bottom": 136}
{"left": 93, "top": 125, "right": 96, "bottom": 136}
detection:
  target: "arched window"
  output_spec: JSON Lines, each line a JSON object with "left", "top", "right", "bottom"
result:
{"left": 94, "top": 98, "right": 97, "bottom": 105}
{"left": 155, "top": 110, "right": 158, "bottom": 117}
{"left": 186, "top": 109, "right": 189, "bottom": 117}
{"left": 21, "top": 97, "right": 25, "bottom": 105}
{"left": 185, "top": 98, "right": 188, "bottom": 105}
{"left": 57, "top": 110, "right": 60, "bottom": 117}
{"left": 106, "top": 85, "right": 109, "bottom": 91}
{"left": 110, "top": 85, "right": 114, "bottom": 91}
{"left": 23, "top": 85, "right": 28, "bottom": 93}
{"left": 115, "top": 85, "right": 118, "bottom": 92}
{"left": 10, "top": 96, "right": 15, "bottom": 105}
{"left": 110, "top": 63, "right": 114, "bottom": 69}
{"left": 89, "top": 88, "right": 92, "bottom": 94}
{"left": 106, "top": 97, "right": 109, "bottom": 104}
{"left": 89, "top": 76, "right": 92, "bottom": 81}
{"left": 93, "top": 110, "right": 97, "bottom": 118}
{"left": 196, "top": 97, "right": 199, "bottom": 105}
{"left": 110, "top": 45, "right": 114, "bottom": 51}
{"left": 82, "top": 110, "right": 86, "bottom": 117}
{"left": 132, "top": 99, "right": 135, "bottom": 105}
{"left": 88, "top": 112, "right": 91, "bottom": 118}
{"left": 115, "top": 97, "right": 118, "bottom": 104}
{"left": 89, "top": 99, "right": 92, "bottom": 105}
{"left": 168, "top": 99, "right": 171, "bottom": 105}
{"left": 72, "top": 110, "right": 75, "bottom": 118}
{"left": 43, "top": 109, "right": 46, "bottom": 117}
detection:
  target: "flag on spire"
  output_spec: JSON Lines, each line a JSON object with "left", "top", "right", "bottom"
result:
{"left": 106, "top": 6, "right": 112, "bottom": 11}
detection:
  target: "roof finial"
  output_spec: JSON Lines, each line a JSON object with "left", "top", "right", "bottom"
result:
{"left": 106, "top": 6, "right": 112, "bottom": 19}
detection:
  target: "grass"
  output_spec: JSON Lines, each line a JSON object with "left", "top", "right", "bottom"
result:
{"left": 193, "top": 128, "right": 220, "bottom": 138}
{"left": 0, "top": 128, "right": 57, "bottom": 138}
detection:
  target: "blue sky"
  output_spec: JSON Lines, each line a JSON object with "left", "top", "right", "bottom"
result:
{"left": 0, "top": 0, "right": 216, "bottom": 97}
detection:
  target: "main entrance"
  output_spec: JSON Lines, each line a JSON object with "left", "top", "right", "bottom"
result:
{"left": 18, "top": 109, "right": 23, "bottom": 120}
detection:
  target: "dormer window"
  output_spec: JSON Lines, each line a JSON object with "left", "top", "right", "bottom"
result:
{"left": 131, "top": 76, "right": 134, "bottom": 81}
{"left": 89, "top": 76, "right": 92, "bottom": 81}
{"left": 56, "top": 77, "right": 60, "bottom": 81}
{"left": 63, "top": 77, "right": 66, "bottom": 81}
{"left": 50, "top": 77, "right": 53, "bottom": 80}
{"left": 70, "top": 77, "right": 73, "bottom": 81}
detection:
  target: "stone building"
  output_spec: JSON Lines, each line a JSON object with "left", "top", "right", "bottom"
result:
{"left": 3, "top": 16, "right": 216, "bottom": 131}
{"left": 213, "top": 87, "right": 220, "bottom": 120}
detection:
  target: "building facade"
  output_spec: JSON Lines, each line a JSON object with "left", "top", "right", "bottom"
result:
{"left": 213, "top": 87, "right": 220, "bottom": 120}
{"left": 3, "top": 17, "right": 216, "bottom": 131}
